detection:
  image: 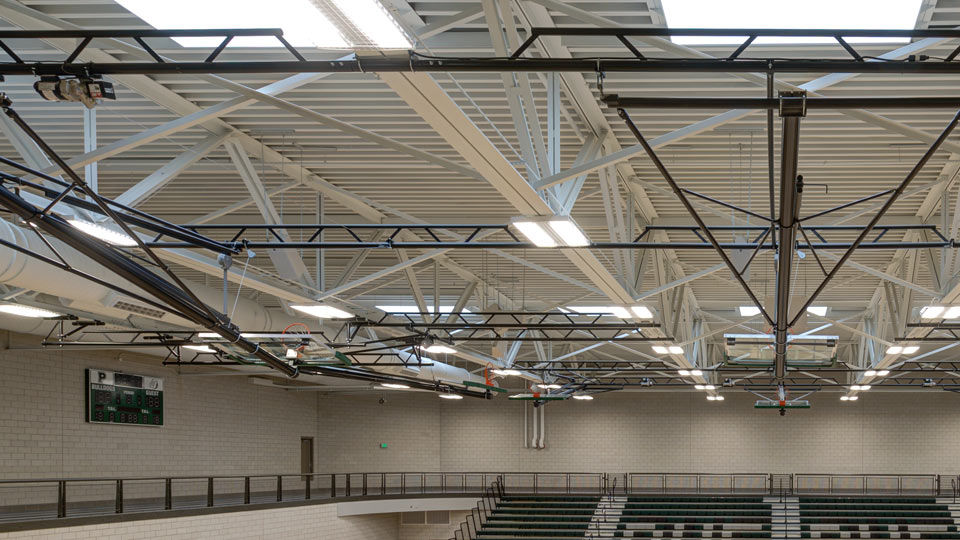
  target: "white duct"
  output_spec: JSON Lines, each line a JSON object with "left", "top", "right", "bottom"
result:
{"left": 0, "top": 216, "right": 481, "bottom": 385}
{"left": 538, "top": 403, "right": 546, "bottom": 449}
{"left": 530, "top": 402, "right": 539, "bottom": 449}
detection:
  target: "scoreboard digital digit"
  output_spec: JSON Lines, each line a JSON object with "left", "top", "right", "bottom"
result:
{"left": 85, "top": 369, "right": 163, "bottom": 426}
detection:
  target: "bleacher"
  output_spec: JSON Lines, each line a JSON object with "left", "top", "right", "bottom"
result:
{"left": 471, "top": 494, "right": 774, "bottom": 539}
{"left": 798, "top": 496, "right": 960, "bottom": 539}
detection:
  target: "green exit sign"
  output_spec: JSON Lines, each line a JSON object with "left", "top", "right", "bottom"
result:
{"left": 380, "top": 443, "right": 388, "bottom": 449}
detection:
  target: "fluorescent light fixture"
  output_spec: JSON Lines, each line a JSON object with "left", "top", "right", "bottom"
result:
{"left": 547, "top": 218, "right": 590, "bottom": 247}
{"left": 184, "top": 344, "right": 216, "bottom": 353}
{"left": 116, "top": 0, "right": 348, "bottom": 48}
{"left": 806, "top": 306, "right": 828, "bottom": 317}
{"left": 492, "top": 369, "right": 521, "bottom": 376}
{"left": 840, "top": 396, "right": 850, "bottom": 401}
{"left": 0, "top": 304, "right": 61, "bottom": 318}
{"left": 901, "top": 346, "right": 919, "bottom": 354}
{"left": 848, "top": 395, "right": 859, "bottom": 401}
{"left": 536, "top": 383, "right": 561, "bottom": 390}
{"left": 512, "top": 220, "right": 557, "bottom": 247}
{"left": 864, "top": 370, "right": 877, "bottom": 377}
{"left": 690, "top": 369, "right": 703, "bottom": 376}
{"left": 420, "top": 344, "right": 456, "bottom": 354}
{"left": 572, "top": 394, "right": 594, "bottom": 400}
{"left": 738, "top": 306, "right": 761, "bottom": 316}
{"left": 439, "top": 393, "right": 463, "bottom": 400}
{"left": 677, "top": 369, "right": 690, "bottom": 376}
{"left": 877, "top": 370, "right": 890, "bottom": 376}
{"left": 668, "top": 346, "right": 684, "bottom": 355}
{"left": 706, "top": 395, "right": 717, "bottom": 401}
{"left": 920, "top": 305, "right": 946, "bottom": 319}
{"left": 380, "top": 383, "right": 409, "bottom": 390}
{"left": 945, "top": 306, "right": 960, "bottom": 319}
{"left": 291, "top": 304, "right": 353, "bottom": 319}
{"left": 68, "top": 219, "right": 137, "bottom": 247}
{"left": 567, "top": 306, "right": 633, "bottom": 318}
{"left": 652, "top": 346, "right": 669, "bottom": 354}
{"left": 630, "top": 306, "right": 654, "bottom": 319}
{"left": 703, "top": 384, "right": 716, "bottom": 390}
{"left": 886, "top": 346, "right": 903, "bottom": 355}
{"left": 694, "top": 384, "right": 705, "bottom": 390}
{"left": 660, "top": 0, "right": 922, "bottom": 44}
{"left": 860, "top": 385, "right": 871, "bottom": 390}
{"left": 851, "top": 384, "right": 872, "bottom": 391}
{"left": 285, "top": 348, "right": 299, "bottom": 359}
{"left": 715, "top": 395, "right": 724, "bottom": 401}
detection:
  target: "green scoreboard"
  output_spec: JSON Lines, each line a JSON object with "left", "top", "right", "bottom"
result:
{"left": 85, "top": 368, "right": 164, "bottom": 426}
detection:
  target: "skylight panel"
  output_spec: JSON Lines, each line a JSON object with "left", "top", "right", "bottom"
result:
{"left": 116, "top": 0, "right": 348, "bottom": 48}
{"left": 661, "top": 0, "right": 923, "bottom": 45}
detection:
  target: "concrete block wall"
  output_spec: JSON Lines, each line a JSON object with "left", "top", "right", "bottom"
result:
{"left": 0, "top": 503, "right": 399, "bottom": 539}
{"left": 316, "top": 390, "right": 960, "bottom": 475}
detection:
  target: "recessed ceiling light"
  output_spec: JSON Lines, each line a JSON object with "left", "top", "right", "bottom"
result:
{"left": 738, "top": 306, "right": 761, "bottom": 316}
{"left": 439, "top": 393, "right": 463, "bottom": 400}
{"left": 0, "top": 304, "right": 61, "bottom": 318}
{"left": 68, "top": 219, "right": 137, "bottom": 247}
{"left": 380, "top": 383, "right": 410, "bottom": 390}
{"left": 290, "top": 304, "right": 353, "bottom": 319}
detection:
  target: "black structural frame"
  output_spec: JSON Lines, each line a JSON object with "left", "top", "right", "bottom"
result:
{"left": 9, "top": 27, "right": 960, "bottom": 75}
{"left": 614, "top": 90, "right": 960, "bottom": 384}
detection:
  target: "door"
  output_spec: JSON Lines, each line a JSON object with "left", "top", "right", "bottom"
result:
{"left": 300, "top": 437, "right": 314, "bottom": 481}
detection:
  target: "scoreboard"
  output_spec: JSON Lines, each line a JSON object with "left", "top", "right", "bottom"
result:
{"left": 85, "top": 369, "right": 163, "bottom": 426}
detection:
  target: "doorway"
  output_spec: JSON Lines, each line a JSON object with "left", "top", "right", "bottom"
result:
{"left": 300, "top": 437, "right": 314, "bottom": 481}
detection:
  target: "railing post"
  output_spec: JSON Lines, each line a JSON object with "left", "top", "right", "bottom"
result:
{"left": 207, "top": 477, "right": 214, "bottom": 507}
{"left": 57, "top": 480, "right": 66, "bottom": 518}
{"left": 277, "top": 475, "right": 283, "bottom": 502}
{"left": 244, "top": 477, "right": 250, "bottom": 504}
{"left": 164, "top": 478, "right": 172, "bottom": 510}
{"left": 305, "top": 475, "right": 311, "bottom": 500}
{"left": 115, "top": 479, "right": 123, "bottom": 513}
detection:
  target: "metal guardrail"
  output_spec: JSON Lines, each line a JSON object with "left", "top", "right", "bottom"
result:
{"left": 0, "top": 472, "right": 952, "bottom": 526}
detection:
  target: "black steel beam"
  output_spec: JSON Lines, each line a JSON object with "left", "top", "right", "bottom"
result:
{"left": 603, "top": 96, "right": 960, "bottom": 110}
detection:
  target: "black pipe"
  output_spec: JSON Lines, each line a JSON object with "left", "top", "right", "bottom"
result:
{"left": 140, "top": 240, "right": 954, "bottom": 250}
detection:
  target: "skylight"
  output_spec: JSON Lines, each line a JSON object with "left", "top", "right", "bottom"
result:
{"left": 660, "top": 0, "right": 922, "bottom": 45}
{"left": 116, "top": 0, "right": 411, "bottom": 49}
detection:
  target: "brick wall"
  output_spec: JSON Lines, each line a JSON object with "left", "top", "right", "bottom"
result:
{"left": 0, "top": 503, "right": 399, "bottom": 539}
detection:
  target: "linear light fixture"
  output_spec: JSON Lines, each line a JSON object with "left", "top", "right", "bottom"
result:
{"left": 572, "top": 394, "right": 594, "bottom": 400}
{"left": 420, "top": 344, "right": 456, "bottom": 354}
{"left": 567, "top": 306, "right": 653, "bottom": 319}
{"left": 0, "top": 303, "right": 61, "bottom": 318}
{"left": 536, "top": 383, "right": 561, "bottom": 390}
{"left": 677, "top": 369, "right": 690, "bottom": 376}
{"left": 850, "top": 384, "right": 871, "bottom": 391}
{"left": 840, "top": 395, "right": 859, "bottom": 401}
{"left": 806, "top": 306, "right": 828, "bottom": 317}
{"left": 738, "top": 306, "right": 761, "bottom": 316}
{"left": 886, "top": 345, "right": 919, "bottom": 355}
{"left": 511, "top": 216, "right": 591, "bottom": 248}
{"left": 290, "top": 304, "right": 353, "bottom": 319}
{"left": 652, "top": 345, "right": 683, "bottom": 354}
{"left": 944, "top": 306, "right": 960, "bottom": 319}
{"left": 68, "top": 219, "right": 137, "bottom": 247}
{"left": 439, "top": 393, "right": 463, "bottom": 400}
{"left": 920, "top": 305, "right": 945, "bottom": 319}
{"left": 380, "top": 383, "right": 409, "bottom": 390}
{"left": 492, "top": 369, "right": 521, "bottom": 376}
